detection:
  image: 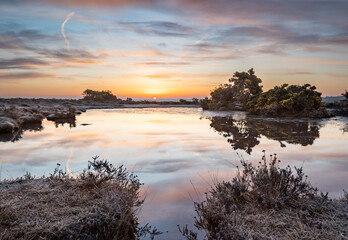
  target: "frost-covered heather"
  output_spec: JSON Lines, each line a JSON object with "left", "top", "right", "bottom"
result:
{"left": 181, "top": 153, "right": 348, "bottom": 240}
{"left": 0, "top": 157, "right": 158, "bottom": 240}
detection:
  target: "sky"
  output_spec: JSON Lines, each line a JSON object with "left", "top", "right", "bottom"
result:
{"left": 0, "top": 0, "right": 347, "bottom": 98}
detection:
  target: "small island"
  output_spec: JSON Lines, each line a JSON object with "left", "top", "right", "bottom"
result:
{"left": 201, "top": 68, "right": 331, "bottom": 118}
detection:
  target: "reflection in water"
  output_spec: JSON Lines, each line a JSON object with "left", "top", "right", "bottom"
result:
{"left": 52, "top": 119, "right": 76, "bottom": 128}
{"left": 341, "top": 123, "right": 348, "bottom": 134}
{"left": 0, "top": 122, "right": 43, "bottom": 142}
{"left": 209, "top": 116, "right": 320, "bottom": 154}
{"left": 1, "top": 108, "right": 348, "bottom": 240}
{"left": 0, "top": 119, "right": 75, "bottom": 142}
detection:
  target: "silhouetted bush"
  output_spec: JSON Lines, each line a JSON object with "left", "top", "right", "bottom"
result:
{"left": 82, "top": 89, "right": 117, "bottom": 102}
{"left": 203, "top": 69, "right": 262, "bottom": 111}
{"left": 342, "top": 90, "right": 348, "bottom": 101}
{"left": 201, "top": 70, "right": 330, "bottom": 118}
{"left": 246, "top": 84, "right": 330, "bottom": 118}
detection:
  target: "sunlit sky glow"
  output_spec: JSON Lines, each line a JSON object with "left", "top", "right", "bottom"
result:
{"left": 0, "top": 0, "right": 347, "bottom": 98}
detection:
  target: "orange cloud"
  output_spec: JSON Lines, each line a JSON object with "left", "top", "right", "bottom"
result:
{"left": 144, "top": 74, "right": 172, "bottom": 79}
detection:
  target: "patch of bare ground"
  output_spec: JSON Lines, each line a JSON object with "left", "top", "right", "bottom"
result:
{"left": 0, "top": 157, "right": 159, "bottom": 240}
{"left": 180, "top": 153, "right": 348, "bottom": 240}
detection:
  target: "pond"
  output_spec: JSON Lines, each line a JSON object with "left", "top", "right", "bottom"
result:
{"left": 1, "top": 107, "right": 348, "bottom": 239}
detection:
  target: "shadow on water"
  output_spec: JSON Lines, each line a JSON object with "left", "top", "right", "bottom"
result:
{"left": 207, "top": 116, "right": 321, "bottom": 154}
{"left": 0, "top": 119, "right": 76, "bottom": 142}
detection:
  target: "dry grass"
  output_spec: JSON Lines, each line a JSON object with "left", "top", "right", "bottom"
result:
{"left": 0, "top": 157, "right": 151, "bottom": 240}
{"left": 180, "top": 153, "right": 348, "bottom": 240}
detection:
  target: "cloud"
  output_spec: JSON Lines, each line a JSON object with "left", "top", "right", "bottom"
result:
{"left": 281, "top": 71, "right": 315, "bottom": 76}
{"left": 287, "top": 57, "right": 348, "bottom": 65}
{"left": 0, "top": 72, "right": 56, "bottom": 80}
{"left": 34, "top": 49, "right": 107, "bottom": 67}
{"left": 0, "top": 57, "right": 49, "bottom": 69}
{"left": 12, "top": 0, "right": 156, "bottom": 7}
{"left": 132, "top": 61, "right": 190, "bottom": 66}
{"left": 7, "top": 0, "right": 348, "bottom": 30}
{"left": 119, "top": 21, "right": 194, "bottom": 37}
{"left": 0, "top": 30, "right": 58, "bottom": 50}
{"left": 38, "top": 49, "right": 103, "bottom": 60}
{"left": 144, "top": 74, "right": 172, "bottom": 79}
{"left": 97, "top": 49, "right": 171, "bottom": 57}
{"left": 0, "top": 32, "right": 31, "bottom": 50}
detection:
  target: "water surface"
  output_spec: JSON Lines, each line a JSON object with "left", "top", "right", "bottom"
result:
{"left": 1, "top": 108, "right": 348, "bottom": 239}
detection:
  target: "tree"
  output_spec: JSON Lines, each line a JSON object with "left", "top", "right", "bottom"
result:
{"left": 192, "top": 98, "right": 199, "bottom": 104}
{"left": 200, "top": 97, "right": 211, "bottom": 110}
{"left": 82, "top": 89, "right": 117, "bottom": 102}
{"left": 205, "top": 68, "right": 263, "bottom": 110}
{"left": 342, "top": 90, "right": 348, "bottom": 101}
{"left": 125, "top": 98, "right": 133, "bottom": 103}
{"left": 229, "top": 68, "right": 263, "bottom": 96}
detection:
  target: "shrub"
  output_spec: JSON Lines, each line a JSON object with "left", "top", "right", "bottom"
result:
{"left": 82, "top": 89, "right": 117, "bottom": 102}
{"left": 342, "top": 90, "right": 348, "bottom": 101}
{"left": 0, "top": 157, "right": 150, "bottom": 240}
{"left": 246, "top": 84, "right": 330, "bottom": 118}
{"left": 180, "top": 153, "right": 348, "bottom": 240}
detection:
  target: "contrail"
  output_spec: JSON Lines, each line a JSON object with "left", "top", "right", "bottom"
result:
{"left": 194, "top": 35, "right": 207, "bottom": 45}
{"left": 61, "top": 12, "right": 75, "bottom": 50}
{"left": 66, "top": 148, "right": 75, "bottom": 178}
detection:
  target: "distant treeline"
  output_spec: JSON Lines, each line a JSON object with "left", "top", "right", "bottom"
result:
{"left": 81, "top": 89, "right": 200, "bottom": 105}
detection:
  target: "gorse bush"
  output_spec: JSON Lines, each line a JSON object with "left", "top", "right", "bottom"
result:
{"left": 202, "top": 69, "right": 330, "bottom": 118}
{"left": 246, "top": 84, "right": 329, "bottom": 118}
{"left": 181, "top": 153, "right": 348, "bottom": 240}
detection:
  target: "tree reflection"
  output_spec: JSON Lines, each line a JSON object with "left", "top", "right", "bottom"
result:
{"left": 208, "top": 116, "right": 320, "bottom": 154}
{"left": 51, "top": 119, "right": 76, "bottom": 128}
{"left": 0, "top": 119, "right": 76, "bottom": 142}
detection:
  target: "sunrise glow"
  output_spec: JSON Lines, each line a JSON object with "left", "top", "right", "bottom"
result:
{"left": 0, "top": 1, "right": 347, "bottom": 98}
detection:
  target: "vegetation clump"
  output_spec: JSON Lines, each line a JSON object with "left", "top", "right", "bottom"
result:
{"left": 82, "top": 89, "right": 118, "bottom": 102}
{"left": 201, "top": 69, "right": 330, "bottom": 118}
{"left": 0, "top": 157, "right": 153, "bottom": 240}
{"left": 246, "top": 84, "right": 330, "bottom": 118}
{"left": 202, "top": 69, "right": 262, "bottom": 111}
{"left": 325, "top": 90, "right": 348, "bottom": 116}
{"left": 342, "top": 90, "right": 348, "bottom": 101}
{"left": 180, "top": 153, "right": 348, "bottom": 240}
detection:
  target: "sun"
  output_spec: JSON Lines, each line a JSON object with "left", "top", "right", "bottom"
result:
{"left": 153, "top": 97, "right": 157, "bottom": 100}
